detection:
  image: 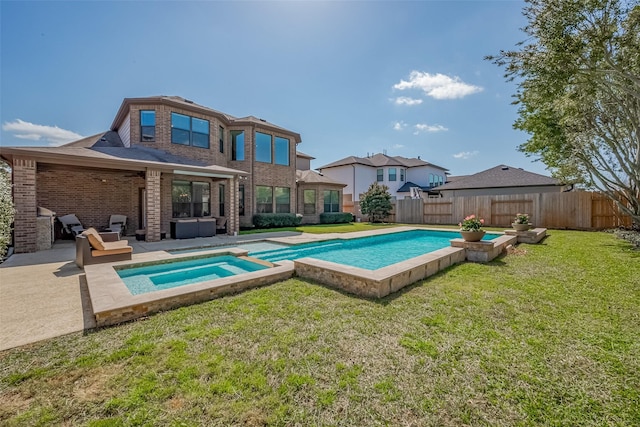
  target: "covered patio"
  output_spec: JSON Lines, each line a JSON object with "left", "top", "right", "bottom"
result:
{"left": 0, "top": 132, "right": 247, "bottom": 253}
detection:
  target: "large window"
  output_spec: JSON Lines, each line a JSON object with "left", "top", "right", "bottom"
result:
{"left": 171, "top": 113, "right": 210, "bottom": 148}
{"left": 238, "top": 184, "right": 245, "bottom": 216}
{"left": 275, "top": 136, "right": 289, "bottom": 166}
{"left": 377, "top": 169, "right": 384, "bottom": 182}
{"left": 323, "top": 190, "right": 340, "bottom": 213}
{"left": 219, "top": 126, "right": 224, "bottom": 153}
{"left": 303, "top": 189, "right": 316, "bottom": 214}
{"left": 140, "top": 110, "right": 155, "bottom": 142}
{"left": 172, "top": 180, "right": 210, "bottom": 218}
{"left": 255, "top": 132, "right": 272, "bottom": 163}
{"left": 256, "top": 186, "right": 273, "bottom": 213}
{"left": 219, "top": 184, "right": 225, "bottom": 217}
{"left": 275, "top": 187, "right": 290, "bottom": 213}
{"left": 231, "top": 130, "right": 245, "bottom": 161}
{"left": 389, "top": 168, "right": 397, "bottom": 181}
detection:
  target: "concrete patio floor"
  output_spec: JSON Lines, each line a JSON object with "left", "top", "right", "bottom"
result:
{"left": 0, "top": 232, "right": 301, "bottom": 352}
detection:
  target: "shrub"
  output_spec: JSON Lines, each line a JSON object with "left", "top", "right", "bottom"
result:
{"left": 360, "top": 182, "right": 392, "bottom": 223}
{"left": 319, "top": 212, "right": 353, "bottom": 224}
{"left": 0, "top": 164, "right": 15, "bottom": 260}
{"left": 252, "top": 213, "right": 302, "bottom": 229}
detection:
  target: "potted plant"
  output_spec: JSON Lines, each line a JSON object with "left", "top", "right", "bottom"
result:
{"left": 459, "top": 214, "right": 485, "bottom": 242}
{"left": 512, "top": 213, "right": 531, "bottom": 231}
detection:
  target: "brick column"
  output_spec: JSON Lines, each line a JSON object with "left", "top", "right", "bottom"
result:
{"left": 228, "top": 175, "right": 239, "bottom": 235}
{"left": 13, "top": 158, "right": 37, "bottom": 253}
{"left": 145, "top": 169, "right": 161, "bottom": 241}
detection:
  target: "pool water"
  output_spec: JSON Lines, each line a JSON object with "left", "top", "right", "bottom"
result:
{"left": 249, "top": 229, "right": 497, "bottom": 270}
{"left": 117, "top": 255, "right": 268, "bottom": 295}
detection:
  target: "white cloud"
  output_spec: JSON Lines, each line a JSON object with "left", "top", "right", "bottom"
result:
{"left": 392, "top": 121, "right": 408, "bottom": 131}
{"left": 2, "top": 119, "right": 83, "bottom": 146}
{"left": 392, "top": 144, "right": 404, "bottom": 149}
{"left": 453, "top": 150, "right": 479, "bottom": 159}
{"left": 413, "top": 123, "right": 448, "bottom": 134}
{"left": 393, "top": 71, "right": 483, "bottom": 100}
{"left": 393, "top": 96, "right": 423, "bottom": 106}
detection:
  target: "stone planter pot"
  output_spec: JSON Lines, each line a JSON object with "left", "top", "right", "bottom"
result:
{"left": 460, "top": 230, "right": 486, "bottom": 242}
{"left": 512, "top": 223, "right": 531, "bottom": 231}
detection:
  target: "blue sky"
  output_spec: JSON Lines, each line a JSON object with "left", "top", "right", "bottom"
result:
{"left": 0, "top": 0, "right": 548, "bottom": 177}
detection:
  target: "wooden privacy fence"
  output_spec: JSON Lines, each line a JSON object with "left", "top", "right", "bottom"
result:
{"left": 392, "top": 192, "right": 632, "bottom": 230}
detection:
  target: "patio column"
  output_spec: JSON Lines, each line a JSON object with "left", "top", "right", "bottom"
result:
{"left": 13, "top": 157, "right": 37, "bottom": 253}
{"left": 145, "top": 168, "right": 161, "bottom": 242}
{"left": 225, "top": 175, "right": 239, "bottom": 236}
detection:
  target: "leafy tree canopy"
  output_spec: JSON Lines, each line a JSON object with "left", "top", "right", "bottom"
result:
{"left": 488, "top": 0, "right": 640, "bottom": 224}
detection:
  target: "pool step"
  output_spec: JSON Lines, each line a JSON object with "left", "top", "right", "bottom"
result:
{"left": 250, "top": 241, "right": 344, "bottom": 261}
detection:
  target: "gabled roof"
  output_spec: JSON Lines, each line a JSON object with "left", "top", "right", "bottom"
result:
{"left": 296, "top": 151, "right": 315, "bottom": 160}
{"left": 296, "top": 169, "right": 346, "bottom": 186}
{"left": 0, "top": 131, "right": 247, "bottom": 178}
{"left": 111, "top": 96, "right": 302, "bottom": 144}
{"left": 318, "top": 152, "right": 448, "bottom": 171}
{"left": 434, "top": 165, "right": 560, "bottom": 191}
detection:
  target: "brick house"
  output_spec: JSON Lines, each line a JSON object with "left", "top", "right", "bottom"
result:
{"left": 1, "top": 96, "right": 309, "bottom": 253}
{"left": 295, "top": 151, "right": 346, "bottom": 225}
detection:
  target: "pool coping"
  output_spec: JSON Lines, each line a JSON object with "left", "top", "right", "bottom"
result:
{"left": 85, "top": 248, "right": 295, "bottom": 326}
{"left": 85, "top": 226, "right": 527, "bottom": 326}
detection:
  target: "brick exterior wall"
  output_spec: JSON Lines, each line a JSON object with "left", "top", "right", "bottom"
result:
{"left": 297, "top": 183, "right": 344, "bottom": 224}
{"left": 37, "top": 164, "right": 144, "bottom": 233}
{"left": 122, "top": 104, "right": 299, "bottom": 230}
{"left": 13, "top": 158, "right": 37, "bottom": 253}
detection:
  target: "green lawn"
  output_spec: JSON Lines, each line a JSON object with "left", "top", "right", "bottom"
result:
{"left": 1, "top": 230, "right": 639, "bottom": 426}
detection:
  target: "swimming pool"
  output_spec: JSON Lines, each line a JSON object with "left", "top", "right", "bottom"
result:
{"left": 116, "top": 255, "right": 269, "bottom": 295}
{"left": 249, "top": 229, "right": 497, "bottom": 270}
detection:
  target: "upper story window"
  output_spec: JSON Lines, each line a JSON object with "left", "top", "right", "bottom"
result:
{"left": 275, "top": 136, "right": 289, "bottom": 166}
{"left": 389, "top": 168, "right": 397, "bottom": 181}
{"left": 377, "top": 168, "right": 384, "bottom": 182}
{"left": 140, "top": 110, "right": 155, "bottom": 142}
{"left": 231, "top": 130, "right": 245, "bottom": 161}
{"left": 400, "top": 169, "right": 405, "bottom": 182}
{"left": 171, "top": 112, "right": 209, "bottom": 148}
{"left": 255, "top": 132, "right": 272, "bottom": 163}
{"left": 219, "top": 126, "right": 224, "bottom": 153}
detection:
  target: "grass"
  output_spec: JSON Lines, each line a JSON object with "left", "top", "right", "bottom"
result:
{"left": 1, "top": 229, "right": 639, "bottom": 426}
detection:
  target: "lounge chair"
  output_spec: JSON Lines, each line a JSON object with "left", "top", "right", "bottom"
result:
{"left": 215, "top": 217, "right": 227, "bottom": 234}
{"left": 105, "top": 214, "right": 127, "bottom": 236}
{"left": 58, "top": 214, "right": 86, "bottom": 237}
{"left": 75, "top": 227, "right": 133, "bottom": 268}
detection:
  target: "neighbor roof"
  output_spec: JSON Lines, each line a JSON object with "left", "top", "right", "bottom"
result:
{"left": 318, "top": 153, "right": 448, "bottom": 171}
{"left": 434, "top": 165, "right": 560, "bottom": 191}
{"left": 111, "top": 96, "right": 302, "bottom": 144}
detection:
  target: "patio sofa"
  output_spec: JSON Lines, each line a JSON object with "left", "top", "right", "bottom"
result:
{"left": 75, "top": 227, "right": 133, "bottom": 268}
{"left": 170, "top": 218, "right": 216, "bottom": 239}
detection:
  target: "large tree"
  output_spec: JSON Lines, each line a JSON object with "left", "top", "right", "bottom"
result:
{"left": 488, "top": 0, "right": 640, "bottom": 225}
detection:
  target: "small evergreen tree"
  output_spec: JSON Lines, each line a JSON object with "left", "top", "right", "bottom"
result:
{"left": 360, "top": 182, "right": 392, "bottom": 223}
{"left": 0, "top": 163, "right": 15, "bottom": 259}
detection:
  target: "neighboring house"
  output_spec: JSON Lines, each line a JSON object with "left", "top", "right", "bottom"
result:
{"left": 433, "top": 164, "right": 571, "bottom": 197}
{"left": 317, "top": 153, "right": 449, "bottom": 202}
{"left": 295, "top": 152, "right": 346, "bottom": 225}
{"left": 0, "top": 96, "right": 303, "bottom": 253}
